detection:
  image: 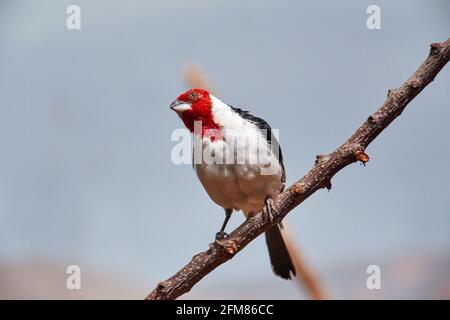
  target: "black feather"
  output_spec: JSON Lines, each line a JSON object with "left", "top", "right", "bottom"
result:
{"left": 265, "top": 224, "right": 296, "bottom": 279}
{"left": 229, "top": 105, "right": 286, "bottom": 184}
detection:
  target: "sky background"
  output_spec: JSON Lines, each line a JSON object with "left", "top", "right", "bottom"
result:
{"left": 0, "top": 0, "right": 449, "bottom": 299}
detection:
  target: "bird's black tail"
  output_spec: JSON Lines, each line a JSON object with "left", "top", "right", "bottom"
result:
{"left": 265, "top": 224, "right": 296, "bottom": 280}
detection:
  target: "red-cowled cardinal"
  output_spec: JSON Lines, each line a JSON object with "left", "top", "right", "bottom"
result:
{"left": 170, "top": 88, "right": 295, "bottom": 280}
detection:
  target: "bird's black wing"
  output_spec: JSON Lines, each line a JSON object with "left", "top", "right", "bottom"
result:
{"left": 229, "top": 105, "right": 286, "bottom": 185}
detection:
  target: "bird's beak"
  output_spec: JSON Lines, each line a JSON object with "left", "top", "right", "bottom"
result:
{"left": 170, "top": 100, "right": 191, "bottom": 115}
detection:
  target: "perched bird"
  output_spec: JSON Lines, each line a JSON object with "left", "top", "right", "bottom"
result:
{"left": 170, "top": 88, "right": 296, "bottom": 280}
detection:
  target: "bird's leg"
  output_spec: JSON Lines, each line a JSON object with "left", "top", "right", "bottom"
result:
{"left": 215, "top": 209, "right": 232, "bottom": 241}
{"left": 263, "top": 197, "right": 276, "bottom": 224}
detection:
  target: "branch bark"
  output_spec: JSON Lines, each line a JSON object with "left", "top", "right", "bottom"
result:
{"left": 146, "top": 39, "right": 450, "bottom": 300}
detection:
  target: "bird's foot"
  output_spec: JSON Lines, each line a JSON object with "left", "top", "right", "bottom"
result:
{"left": 263, "top": 198, "right": 276, "bottom": 224}
{"left": 215, "top": 231, "right": 229, "bottom": 241}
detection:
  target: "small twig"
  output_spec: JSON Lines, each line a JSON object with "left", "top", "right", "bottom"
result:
{"left": 147, "top": 39, "right": 450, "bottom": 300}
{"left": 282, "top": 227, "right": 328, "bottom": 300}
{"left": 183, "top": 64, "right": 214, "bottom": 93}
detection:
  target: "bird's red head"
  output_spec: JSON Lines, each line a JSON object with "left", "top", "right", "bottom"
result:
{"left": 170, "top": 88, "right": 219, "bottom": 133}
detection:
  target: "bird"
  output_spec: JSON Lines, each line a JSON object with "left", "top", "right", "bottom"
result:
{"left": 170, "top": 88, "right": 296, "bottom": 280}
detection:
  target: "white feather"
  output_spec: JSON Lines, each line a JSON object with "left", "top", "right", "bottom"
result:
{"left": 194, "top": 95, "right": 284, "bottom": 215}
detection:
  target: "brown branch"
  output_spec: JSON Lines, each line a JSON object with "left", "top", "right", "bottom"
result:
{"left": 183, "top": 64, "right": 214, "bottom": 93}
{"left": 146, "top": 39, "right": 450, "bottom": 300}
{"left": 282, "top": 227, "right": 328, "bottom": 299}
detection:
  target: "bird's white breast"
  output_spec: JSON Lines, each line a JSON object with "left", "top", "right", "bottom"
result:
{"left": 194, "top": 98, "right": 284, "bottom": 215}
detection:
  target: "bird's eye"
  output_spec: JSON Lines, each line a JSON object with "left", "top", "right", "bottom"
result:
{"left": 189, "top": 92, "right": 198, "bottom": 99}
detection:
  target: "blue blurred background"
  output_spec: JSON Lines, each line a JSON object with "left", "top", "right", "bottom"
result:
{"left": 0, "top": 0, "right": 449, "bottom": 299}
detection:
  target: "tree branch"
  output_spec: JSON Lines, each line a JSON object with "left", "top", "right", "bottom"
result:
{"left": 146, "top": 39, "right": 450, "bottom": 300}
{"left": 282, "top": 227, "right": 328, "bottom": 299}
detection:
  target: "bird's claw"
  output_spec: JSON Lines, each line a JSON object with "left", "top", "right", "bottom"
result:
{"left": 264, "top": 198, "right": 276, "bottom": 224}
{"left": 215, "top": 231, "right": 228, "bottom": 241}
